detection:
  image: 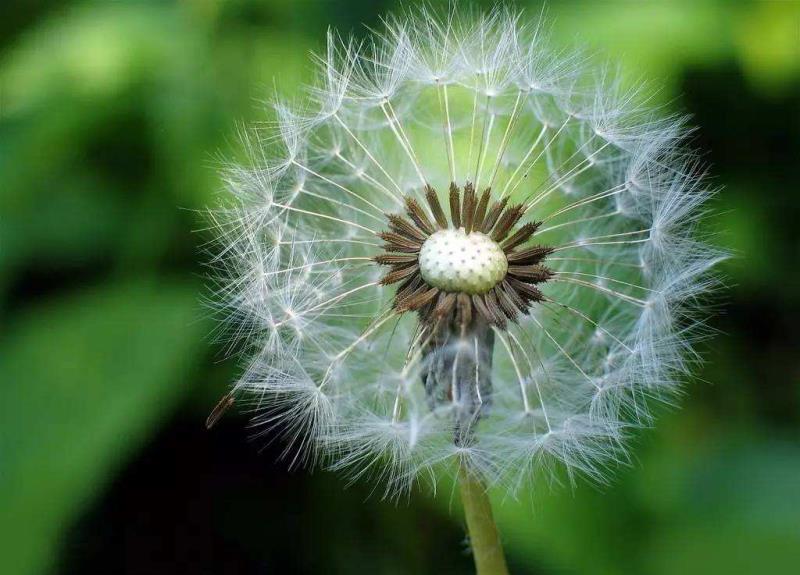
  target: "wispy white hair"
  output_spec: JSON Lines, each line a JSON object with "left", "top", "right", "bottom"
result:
{"left": 209, "top": 6, "right": 724, "bottom": 498}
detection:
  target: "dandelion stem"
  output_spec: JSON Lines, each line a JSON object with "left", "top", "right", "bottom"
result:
{"left": 459, "top": 465, "right": 509, "bottom": 575}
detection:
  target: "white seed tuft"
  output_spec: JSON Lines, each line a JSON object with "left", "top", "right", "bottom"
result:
{"left": 209, "top": 6, "right": 726, "bottom": 498}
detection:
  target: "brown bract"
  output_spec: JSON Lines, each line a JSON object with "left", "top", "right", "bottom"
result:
{"left": 374, "top": 183, "right": 553, "bottom": 334}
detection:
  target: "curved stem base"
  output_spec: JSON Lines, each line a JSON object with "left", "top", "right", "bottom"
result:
{"left": 458, "top": 466, "right": 509, "bottom": 575}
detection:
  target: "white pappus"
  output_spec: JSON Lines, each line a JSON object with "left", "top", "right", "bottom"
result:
{"left": 208, "top": 6, "right": 725, "bottom": 499}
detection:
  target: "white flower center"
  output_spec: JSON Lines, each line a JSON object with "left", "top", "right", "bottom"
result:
{"left": 418, "top": 228, "right": 508, "bottom": 295}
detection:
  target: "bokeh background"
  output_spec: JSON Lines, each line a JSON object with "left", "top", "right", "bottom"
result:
{"left": 1, "top": 1, "right": 798, "bottom": 574}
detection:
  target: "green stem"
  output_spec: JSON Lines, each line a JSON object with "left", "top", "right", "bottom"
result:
{"left": 458, "top": 465, "right": 510, "bottom": 575}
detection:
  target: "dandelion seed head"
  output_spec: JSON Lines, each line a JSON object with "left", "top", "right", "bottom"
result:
{"left": 210, "top": 7, "right": 725, "bottom": 497}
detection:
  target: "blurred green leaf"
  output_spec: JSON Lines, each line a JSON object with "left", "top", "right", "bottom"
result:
{"left": 642, "top": 442, "right": 800, "bottom": 575}
{"left": 0, "top": 280, "right": 206, "bottom": 575}
{"left": 482, "top": 424, "right": 800, "bottom": 575}
{"left": 734, "top": 1, "right": 800, "bottom": 95}
{"left": 548, "top": 0, "right": 734, "bottom": 92}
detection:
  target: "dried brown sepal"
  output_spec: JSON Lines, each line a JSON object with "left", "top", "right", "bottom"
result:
{"left": 397, "top": 285, "right": 439, "bottom": 312}
{"left": 492, "top": 286, "right": 520, "bottom": 322}
{"left": 505, "top": 276, "right": 545, "bottom": 303}
{"left": 471, "top": 294, "right": 501, "bottom": 327}
{"left": 395, "top": 282, "right": 428, "bottom": 310}
{"left": 462, "top": 182, "right": 476, "bottom": 232}
{"left": 405, "top": 197, "right": 436, "bottom": 235}
{"left": 387, "top": 214, "right": 428, "bottom": 242}
{"left": 456, "top": 292, "right": 472, "bottom": 328}
{"left": 491, "top": 204, "right": 526, "bottom": 241}
{"left": 418, "top": 300, "right": 438, "bottom": 322}
{"left": 507, "top": 205, "right": 528, "bottom": 235}
{"left": 484, "top": 290, "right": 508, "bottom": 328}
{"left": 205, "top": 392, "right": 235, "bottom": 430}
{"left": 506, "top": 245, "right": 553, "bottom": 265}
{"left": 507, "top": 265, "right": 553, "bottom": 282}
{"left": 395, "top": 274, "right": 424, "bottom": 302}
{"left": 381, "top": 263, "right": 420, "bottom": 285}
{"left": 410, "top": 287, "right": 441, "bottom": 311}
{"left": 373, "top": 254, "right": 419, "bottom": 265}
{"left": 425, "top": 185, "right": 448, "bottom": 229}
{"left": 433, "top": 292, "right": 457, "bottom": 318}
{"left": 499, "top": 279, "right": 529, "bottom": 312}
{"left": 473, "top": 187, "right": 492, "bottom": 231}
{"left": 381, "top": 243, "right": 420, "bottom": 254}
{"left": 379, "top": 231, "right": 422, "bottom": 253}
{"left": 480, "top": 198, "right": 508, "bottom": 233}
{"left": 449, "top": 182, "right": 461, "bottom": 229}
{"left": 502, "top": 221, "right": 541, "bottom": 252}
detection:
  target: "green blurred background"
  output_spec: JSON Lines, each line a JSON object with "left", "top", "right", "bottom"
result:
{"left": 1, "top": 1, "right": 798, "bottom": 574}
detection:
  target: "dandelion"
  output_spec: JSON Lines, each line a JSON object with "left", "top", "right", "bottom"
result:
{"left": 208, "top": 7, "right": 724, "bottom": 573}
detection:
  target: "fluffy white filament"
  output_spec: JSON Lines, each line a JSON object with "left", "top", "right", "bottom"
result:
{"left": 210, "top": 7, "right": 724, "bottom": 497}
